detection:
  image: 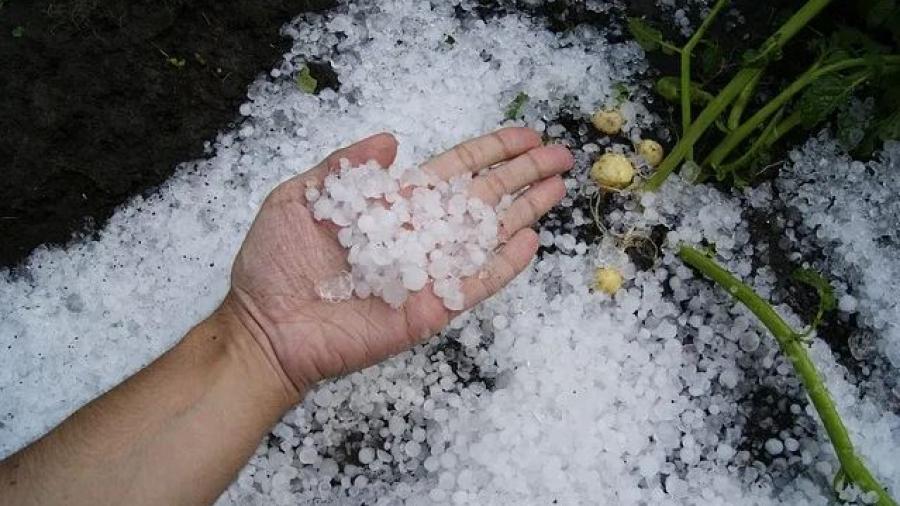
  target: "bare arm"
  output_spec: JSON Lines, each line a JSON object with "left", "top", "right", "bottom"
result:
{"left": 0, "top": 128, "right": 573, "bottom": 505}
{"left": 0, "top": 303, "right": 298, "bottom": 506}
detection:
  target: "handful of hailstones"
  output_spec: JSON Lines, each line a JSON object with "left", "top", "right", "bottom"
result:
{"left": 307, "top": 159, "right": 508, "bottom": 310}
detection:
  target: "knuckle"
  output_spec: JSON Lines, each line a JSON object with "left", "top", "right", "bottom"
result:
{"left": 524, "top": 150, "right": 544, "bottom": 180}
{"left": 524, "top": 193, "right": 543, "bottom": 221}
{"left": 454, "top": 142, "right": 481, "bottom": 171}
{"left": 485, "top": 173, "right": 509, "bottom": 199}
{"left": 491, "top": 131, "right": 516, "bottom": 158}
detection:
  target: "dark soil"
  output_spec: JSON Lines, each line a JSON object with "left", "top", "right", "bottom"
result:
{"left": 0, "top": 0, "right": 335, "bottom": 268}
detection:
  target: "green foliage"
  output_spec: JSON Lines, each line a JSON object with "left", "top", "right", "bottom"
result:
{"left": 791, "top": 267, "right": 836, "bottom": 333}
{"left": 796, "top": 73, "right": 858, "bottom": 128}
{"left": 296, "top": 65, "right": 318, "bottom": 94}
{"left": 825, "top": 26, "right": 890, "bottom": 57}
{"left": 627, "top": 18, "right": 678, "bottom": 55}
{"left": 654, "top": 77, "right": 714, "bottom": 105}
{"left": 855, "top": 64, "right": 900, "bottom": 155}
{"left": 699, "top": 42, "right": 725, "bottom": 78}
{"left": 12, "top": 26, "right": 24, "bottom": 38}
{"left": 792, "top": 268, "right": 836, "bottom": 312}
{"left": 612, "top": 83, "right": 631, "bottom": 105}
{"left": 504, "top": 92, "right": 529, "bottom": 120}
{"left": 872, "top": 109, "right": 900, "bottom": 145}
{"left": 627, "top": 17, "right": 662, "bottom": 51}
{"left": 644, "top": 0, "right": 836, "bottom": 190}
{"left": 857, "top": 0, "right": 900, "bottom": 44}
{"left": 166, "top": 57, "right": 186, "bottom": 69}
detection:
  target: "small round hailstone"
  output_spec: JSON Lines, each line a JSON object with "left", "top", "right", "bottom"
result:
{"left": 298, "top": 446, "right": 319, "bottom": 464}
{"left": 784, "top": 437, "right": 800, "bottom": 453}
{"left": 764, "top": 438, "right": 784, "bottom": 455}
{"left": 591, "top": 109, "right": 624, "bottom": 135}
{"left": 838, "top": 294, "right": 858, "bottom": 312}
{"left": 716, "top": 443, "right": 735, "bottom": 460}
{"left": 358, "top": 447, "right": 376, "bottom": 465}
{"left": 636, "top": 139, "right": 664, "bottom": 166}
{"left": 591, "top": 153, "right": 634, "bottom": 189}
{"left": 309, "top": 158, "right": 499, "bottom": 309}
{"left": 594, "top": 267, "right": 623, "bottom": 295}
{"left": 404, "top": 440, "right": 422, "bottom": 458}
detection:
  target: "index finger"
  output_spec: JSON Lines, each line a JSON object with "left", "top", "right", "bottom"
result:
{"left": 421, "top": 127, "right": 542, "bottom": 181}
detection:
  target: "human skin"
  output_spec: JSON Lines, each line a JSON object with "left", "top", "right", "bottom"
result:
{"left": 0, "top": 127, "right": 573, "bottom": 505}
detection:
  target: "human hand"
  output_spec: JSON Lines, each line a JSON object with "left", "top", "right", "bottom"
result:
{"left": 224, "top": 128, "right": 574, "bottom": 396}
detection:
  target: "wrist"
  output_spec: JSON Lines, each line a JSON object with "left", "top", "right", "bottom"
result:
{"left": 210, "top": 295, "right": 304, "bottom": 408}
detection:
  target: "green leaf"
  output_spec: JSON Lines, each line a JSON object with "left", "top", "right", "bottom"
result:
{"left": 796, "top": 74, "right": 856, "bottom": 128}
{"left": 870, "top": 109, "right": 900, "bottom": 147}
{"left": 628, "top": 17, "right": 665, "bottom": 52}
{"left": 833, "top": 467, "right": 849, "bottom": 493}
{"left": 827, "top": 26, "right": 889, "bottom": 58}
{"left": 296, "top": 64, "right": 318, "bottom": 94}
{"left": 612, "top": 83, "right": 630, "bottom": 104}
{"left": 792, "top": 268, "right": 836, "bottom": 334}
{"left": 654, "top": 76, "right": 714, "bottom": 105}
{"left": 699, "top": 42, "right": 724, "bottom": 78}
{"left": 655, "top": 77, "right": 679, "bottom": 102}
{"left": 504, "top": 92, "right": 529, "bottom": 120}
{"left": 12, "top": 26, "right": 24, "bottom": 38}
{"left": 792, "top": 269, "right": 836, "bottom": 312}
{"left": 856, "top": 83, "right": 900, "bottom": 156}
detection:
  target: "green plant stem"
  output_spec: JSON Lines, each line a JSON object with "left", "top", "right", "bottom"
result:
{"left": 645, "top": 0, "right": 834, "bottom": 190}
{"left": 645, "top": 68, "right": 762, "bottom": 190}
{"left": 716, "top": 108, "right": 802, "bottom": 177}
{"left": 727, "top": 71, "right": 761, "bottom": 130}
{"left": 747, "top": 0, "right": 833, "bottom": 67}
{"left": 678, "top": 245, "right": 898, "bottom": 506}
{"left": 717, "top": 67, "right": 877, "bottom": 179}
{"left": 704, "top": 57, "right": 900, "bottom": 172}
{"left": 681, "top": 0, "right": 729, "bottom": 161}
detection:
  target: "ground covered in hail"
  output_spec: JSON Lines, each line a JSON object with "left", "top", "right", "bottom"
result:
{"left": 1, "top": 1, "right": 899, "bottom": 505}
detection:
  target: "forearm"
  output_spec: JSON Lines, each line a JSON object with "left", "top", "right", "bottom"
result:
{"left": 0, "top": 301, "right": 301, "bottom": 506}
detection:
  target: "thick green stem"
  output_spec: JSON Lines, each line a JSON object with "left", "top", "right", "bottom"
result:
{"left": 727, "top": 71, "right": 761, "bottom": 130}
{"left": 678, "top": 245, "right": 898, "bottom": 506}
{"left": 747, "top": 0, "right": 833, "bottom": 66}
{"left": 645, "top": 0, "right": 833, "bottom": 191}
{"left": 681, "top": 0, "right": 729, "bottom": 160}
{"left": 645, "top": 68, "right": 761, "bottom": 190}
{"left": 704, "top": 57, "right": 899, "bottom": 171}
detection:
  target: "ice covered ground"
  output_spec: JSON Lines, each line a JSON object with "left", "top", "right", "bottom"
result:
{"left": 1, "top": 1, "right": 898, "bottom": 504}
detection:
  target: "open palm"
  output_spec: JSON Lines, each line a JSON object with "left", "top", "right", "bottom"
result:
{"left": 226, "top": 128, "right": 573, "bottom": 393}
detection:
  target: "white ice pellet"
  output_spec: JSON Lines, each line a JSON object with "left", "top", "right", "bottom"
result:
{"left": 358, "top": 447, "right": 376, "bottom": 465}
{"left": 838, "top": 294, "right": 858, "bottom": 313}
{"left": 310, "top": 159, "right": 497, "bottom": 309}
{"left": 765, "top": 438, "right": 784, "bottom": 455}
{"left": 316, "top": 271, "right": 354, "bottom": 302}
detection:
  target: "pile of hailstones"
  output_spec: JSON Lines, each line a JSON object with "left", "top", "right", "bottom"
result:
{"left": 306, "top": 159, "right": 508, "bottom": 310}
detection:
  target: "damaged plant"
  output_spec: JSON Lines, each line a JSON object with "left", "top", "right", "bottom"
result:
{"left": 630, "top": 0, "right": 900, "bottom": 189}
{"left": 679, "top": 245, "right": 897, "bottom": 506}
